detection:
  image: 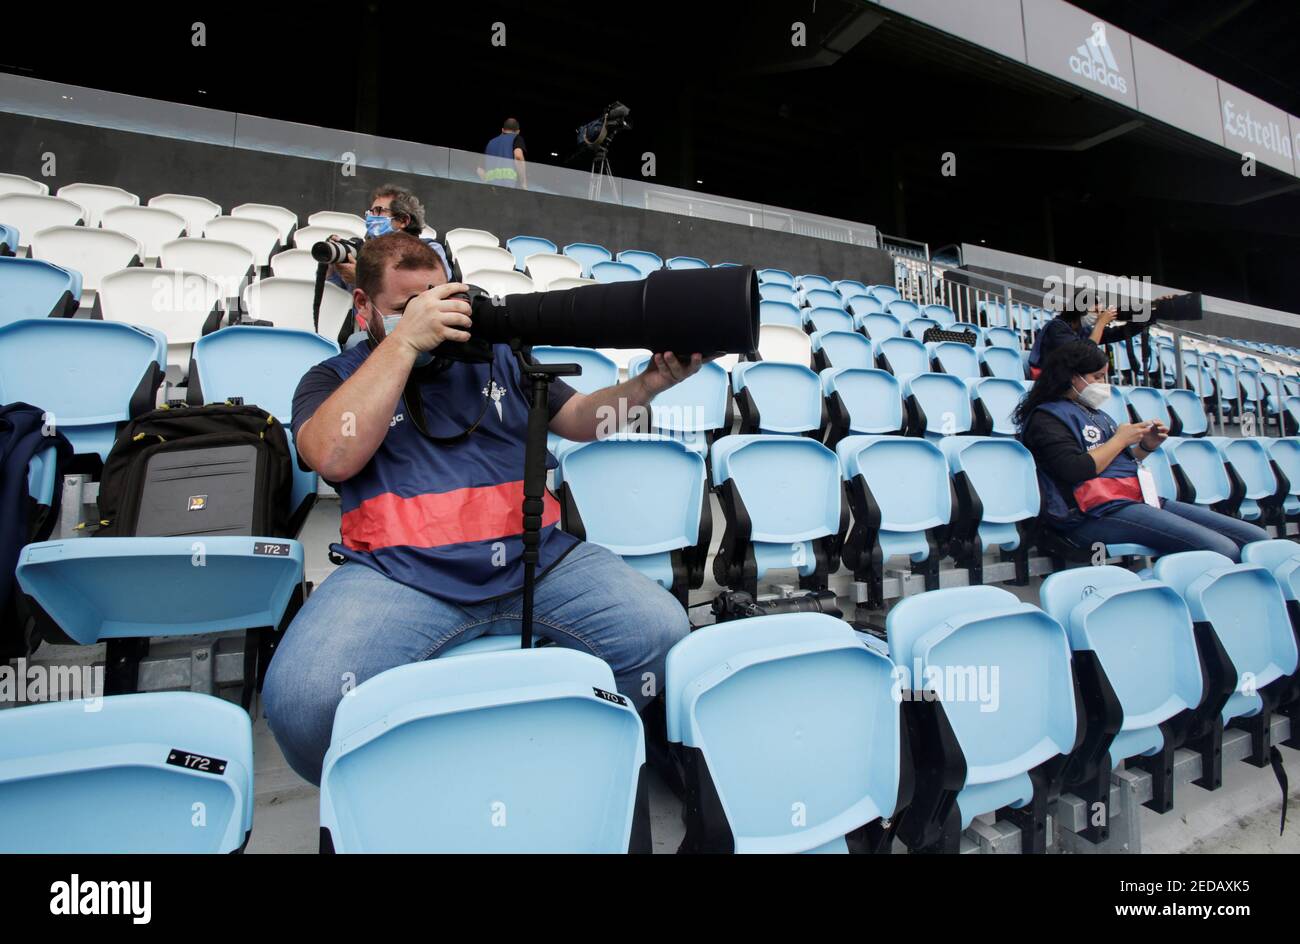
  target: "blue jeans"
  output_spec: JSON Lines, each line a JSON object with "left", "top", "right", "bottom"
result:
{"left": 1065, "top": 498, "right": 1268, "bottom": 563}
{"left": 262, "top": 541, "right": 689, "bottom": 785}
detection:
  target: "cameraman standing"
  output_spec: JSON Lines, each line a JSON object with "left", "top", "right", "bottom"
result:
{"left": 265, "top": 232, "right": 703, "bottom": 786}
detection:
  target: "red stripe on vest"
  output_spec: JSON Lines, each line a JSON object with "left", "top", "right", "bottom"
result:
{"left": 1073, "top": 476, "right": 1142, "bottom": 512}
{"left": 340, "top": 481, "right": 561, "bottom": 551}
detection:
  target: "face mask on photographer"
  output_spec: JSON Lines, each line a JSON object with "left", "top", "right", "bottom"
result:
{"left": 1081, "top": 311, "right": 1098, "bottom": 331}
{"left": 369, "top": 305, "right": 433, "bottom": 368}
{"left": 365, "top": 214, "right": 395, "bottom": 239}
{"left": 1072, "top": 375, "right": 1112, "bottom": 410}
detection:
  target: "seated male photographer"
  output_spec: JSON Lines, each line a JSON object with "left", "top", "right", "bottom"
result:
{"left": 1016, "top": 340, "right": 1266, "bottom": 561}
{"left": 327, "top": 183, "right": 444, "bottom": 292}
{"left": 264, "top": 232, "right": 703, "bottom": 785}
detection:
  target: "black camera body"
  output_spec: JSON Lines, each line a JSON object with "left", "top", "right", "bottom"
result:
{"left": 1150, "top": 292, "right": 1203, "bottom": 323}
{"left": 577, "top": 102, "right": 631, "bottom": 150}
{"left": 710, "top": 589, "right": 843, "bottom": 623}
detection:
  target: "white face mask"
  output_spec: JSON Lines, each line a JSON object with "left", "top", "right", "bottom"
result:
{"left": 375, "top": 311, "right": 432, "bottom": 367}
{"left": 1081, "top": 312, "right": 1098, "bottom": 331}
{"left": 1075, "top": 379, "right": 1111, "bottom": 409}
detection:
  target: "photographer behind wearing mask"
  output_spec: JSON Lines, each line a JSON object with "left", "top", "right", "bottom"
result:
{"left": 264, "top": 232, "right": 704, "bottom": 785}
{"left": 1027, "top": 303, "right": 1147, "bottom": 380}
{"left": 327, "top": 183, "right": 444, "bottom": 291}
{"left": 1015, "top": 340, "right": 1266, "bottom": 561}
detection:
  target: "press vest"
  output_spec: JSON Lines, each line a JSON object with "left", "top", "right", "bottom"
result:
{"left": 484, "top": 132, "right": 520, "bottom": 184}
{"left": 1028, "top": 398, "right": 1142, "bottom": 525}
{"left": 320, "top": 343, "right": 578, "bottom": 603}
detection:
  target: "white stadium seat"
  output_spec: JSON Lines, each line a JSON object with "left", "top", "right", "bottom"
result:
{"left": 462, "top": 268, "right": 535, "bottom": 296}
{"left": 525, "top": 253, "right": 583, "bottom": 290}
{"left": 97, "top": 268, "right": 222, "bottom": 379}
{"left": 546, "top": 276, "right": 596, "bottom": 291}
{"left": 454, "top": 245, "right": 517, "bottom": 275}
{"left": 159, "top": 237, "right": 256, "bottom": 301}
{"left": 307, "top": 211, "right": 366, "bottom": 238}
{"left": 0, "top": 194, "right": 85, "bottom": 251}
{"left": 232, "top": 203, "right": 299, "bottom": 242}
{"left": 293, "top": 224, "right": 355, "bottom": 249}
{"left": 445, "top": 227, "right": 499, "bottom": 256}
{"left": 242, "top": 276, "right": 353, "bottom": 341}
{"left": 29, "top": 226, "right": 143, "bottom": 306}
{"left": 270, "top": 248, "right": 322, "bottom": 280}
{"left": 99, "top": 205, "right": 187, "bottom": 265}
{"left": 55, "top": 183, "right": 138, "bottom": 227}
{"left": 757, "top": 323, "right": 814, "bottom": 366}
{"left": 203, "top": 216, "right": 281, "bottom": 268}
{"left": 0, "top": 172, "right": 49, "bottom": 197}
{"left": 147, "top": 193, "right": 222, "bottom": 236}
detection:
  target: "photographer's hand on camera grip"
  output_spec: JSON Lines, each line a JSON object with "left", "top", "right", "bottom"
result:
{"left": 389, "top": 282, "right": 474, "bottom": 355}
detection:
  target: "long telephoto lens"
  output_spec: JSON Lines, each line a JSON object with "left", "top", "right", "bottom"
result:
{"left": 311, "top": 238, "right": 362, "bottom": 266}
{"left": 464, "top": 265, "right": 759, "bottom": 355}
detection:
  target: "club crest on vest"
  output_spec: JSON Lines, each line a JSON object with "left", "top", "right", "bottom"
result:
{"left": 483, "top": 380, "right": 507, "bottom": 420}
{"left": 1082, "top": 424, "right": 1102, "bottom": 444}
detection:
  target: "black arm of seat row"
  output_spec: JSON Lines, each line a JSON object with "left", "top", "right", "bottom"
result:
{"left": 734, "top": 386, "right": 760, "bottom": 436}
{"left": 895, "top": 696, "right": 967, "bottom": 853}
{"left": 682, "top": 486, "right": 713, "bottom": 590}
{"left": 1221, "top": 462, "right": 1247, "bottom": 519}
{"left": 1061, "top": 651, "right": 1124, "bottom": 809}
{"left": 906, "top": 395, "right": 928, "bottom": 439}
{"left": 201, "top": 302, "right": 225, "bottom": 337}
{"left": 711, "top": 478, "right": 757, "bottom": 597}
{"left": 842, "top": 474, "right": 888, "bottom": 609}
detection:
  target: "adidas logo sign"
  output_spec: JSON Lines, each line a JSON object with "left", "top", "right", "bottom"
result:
{"left": 1069, "top": 22, "right": 1128, "bottom": 95}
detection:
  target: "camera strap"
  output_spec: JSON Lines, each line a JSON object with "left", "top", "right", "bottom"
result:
{"left": 401, "top": 360, "right": 496, "bottom": 446}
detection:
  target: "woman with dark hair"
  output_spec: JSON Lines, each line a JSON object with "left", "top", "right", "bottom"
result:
{"left": 1027, "top": 304, "right": 1145, "bottom": 379}
{"left": 1017, "top": 340, "right": 1266, "bottom": 561}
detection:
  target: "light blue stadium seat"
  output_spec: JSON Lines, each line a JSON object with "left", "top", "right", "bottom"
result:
{"left": 1165, "top": 436, "right": 1232, "bottom": 509}
{"left": 984, "top": 326, "right": 1020, "bottom": 350}
{"left": 869, "top": 284, "right": 901, "bottom": 305}
{"left": 0, "top": 318, "right": 162, "bottom": 460}
{"left": 1166, "top": 388, "right": 1208, "bottom": 436}
{"left": 811, "top": 329, "right": 874, "bottom": 370}
{"left": 616, "top": 249, "right": 662, "bottom": 276}
{"left": 758, "top": 283, "right": 798, "bottom": 305}
{"left": 803, "top": 305, "right": 854, "bottom": 335}
{"left": 834, "top": 279, "right": 868, "bottom": 302}
{"left": 820, "top": 367, "right": 904, "bottom": 444}
{"left": 711, "top": 435, "right": 841, "bottom": 594}
{"left": 1265, "top": 438, "right": 1300, "bottom": 521}
{"left": 505, "top": 234, "right": 556, "bottom": 271}
{"left": 939, "top": 436, "right": 1039, "bottom": 584}
{"left": 0, "top": 222, "right": 18, "bottom": 255}
{"left": 561, "top": 242, "right": 612, "bottom": 278}
{"left": 968, "top": 376, "right": 1024, "bottom": 436}
{"left": 877, "top": 336, "right": 928, "bottom": 379}
{"left": 627, "top": 355, "right": 729, "bottom": 454}
{"left": 1153, "top": 550, "right": 1300, "bottom": 774}
{"left": 0, "top": 256, "right": 82, "bottom": 324}
{"left": 1038, "top": 566, "right": 1202, "bottom": 826}
{"left": 980, "top": 300, "right": 1010, "bottom": 327}
{"left": 1126, "top": 386, "right": 1174, "bottom": 428}
{"left": 759, "top": 298, "right": 802, "bottom": 327}
{"left": 558, "top": 436, "right": 706, "bottom": 602}
{"left": 188, "top": 325, "right": 338, "bottom": 527}
{"left": 904, "top": 316, "right": 940, "bottom": 341}
{"left": 0, "top": 692, "right": 254, "bottom": 853}
{"left": 923, "top": 303, "right": 957, "bottom": 327}
{"left": 731, "top": 362, "right": 821, "bottom": 434}
{"left": 665, "top": 255, "right": 708, "bottom": 270}
{"left": 796, "top": 274, "right": 834, "bottom": 293}
{"left": 837, "top": 435, "right": 951, "bottom": 607}
{"left": 757, "top": 268, "right": 794, "bottom": 286}
{"left": 1093, "top": 384, "right": 1129, "bottom": 427}
{"left": 980, "top": 344, "right": 1027, "bottom": 381}
{"left": 847, "top": 295, "right": 885, "bottom": 319}
{"left": 590, "top": 260, "right": 641, "bottom": 284}
{"left": 666, "top": 613, "right": 903, "bottom": 853}
{"left": 16, "top": 535, "right": 304, "bottom": 645}
{"left": 929, "top": 340, "right": 981, "bottom": 379}
{"left": 886, "top": 586, "right": 1076, "bottom": 852}
{"left": 888, "top": 300, "right": 922, "bottom": 322}
{"left": 802, "top": 288, "right": 842, "bottom": 310}
{"left": 1284, "top": 396, "right": 1300, "bottom": 436}
{"left": 533, "top": 345, "right": 620, "bottom": 459}
{"left": 1208, "top": 437, "right": 1281, "bottom": 523}
{"left": 319, "top": 649, "right": 647, "bottom": 852}
{"left": 904, "top": 372, "right": 973, "bottom": 439}
{"left": 859, "top": 311, "right": 902, "bottom": 341}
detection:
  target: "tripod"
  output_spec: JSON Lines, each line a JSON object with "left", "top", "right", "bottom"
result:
{"left": 511, "top": 344, "right": 581, "bottom": 649}
{"left": 588, "top": 146, "right": 619, "bottom": 202}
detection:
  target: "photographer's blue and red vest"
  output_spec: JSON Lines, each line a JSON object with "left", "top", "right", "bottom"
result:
{"left": 312, "top": 343, "right": 578, "bottom": 604}
{"left": 1028, "top": 399, "right": 1143, "bottom": 526}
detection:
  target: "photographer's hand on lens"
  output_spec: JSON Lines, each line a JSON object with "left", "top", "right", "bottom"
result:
{"left": 1096, "top": 307, "right": 1119, "bottom": 328}
{"left": 387, "top": 282, "right": 473, "bottom": 357}
{"left": 637, "top": 352, "right": 706, "bottom": 397}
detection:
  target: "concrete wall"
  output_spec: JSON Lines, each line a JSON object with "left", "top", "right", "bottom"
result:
{"left": 0, "top": 111, "right": 895, "bottom": 284}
